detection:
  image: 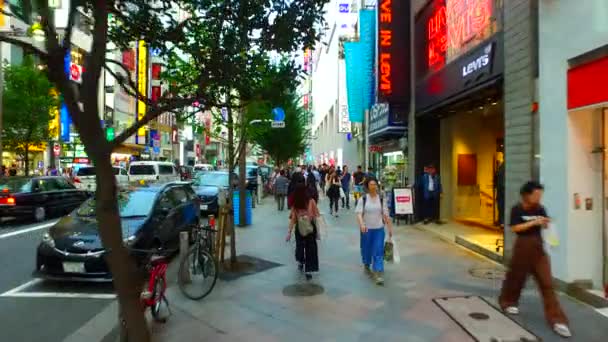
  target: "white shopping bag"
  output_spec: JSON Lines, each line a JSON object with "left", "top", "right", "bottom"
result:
{"left": 543, "top": 223, "right": 560, "bottom": 248}
{"left": 316, "top": 215, "right": 328, "bottom": 241}
{"left": 391, "top": 238, "right": 401, "bottom": 264}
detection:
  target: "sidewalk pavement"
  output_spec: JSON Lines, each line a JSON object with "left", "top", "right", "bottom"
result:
{"left": 79, "top": 196, "right": 608, "bottom": 342}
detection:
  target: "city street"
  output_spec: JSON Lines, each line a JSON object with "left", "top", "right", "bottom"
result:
{"left": 0, "top": 219, "right": 114, "bottom": 342}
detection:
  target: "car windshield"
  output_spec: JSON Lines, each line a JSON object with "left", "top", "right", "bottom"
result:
{"left": 0, "top": 177, "right": 32, "bottom": 193}
{"left": 76, "top": 191, "right": 157, "bottom": 218}
{"left": 77, "top": 167, "right": 96, "bottom": 176}
{"left": 129, "top": 165, "right": 155, "bottom": 175}
{"left": 193, "top": 173, "right": 228, "bottom": 187}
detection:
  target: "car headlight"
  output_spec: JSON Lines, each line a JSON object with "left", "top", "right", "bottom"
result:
{"left": 42, "top": 233, "right": 55, "bottom": 248}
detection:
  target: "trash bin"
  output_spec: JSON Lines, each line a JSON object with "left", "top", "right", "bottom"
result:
{"left": 233, "top": 190, "right": 252, "bottom": 226}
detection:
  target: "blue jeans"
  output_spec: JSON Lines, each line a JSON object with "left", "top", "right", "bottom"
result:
{"left": 360, "top": 228, "right": 385, "bottom": 272}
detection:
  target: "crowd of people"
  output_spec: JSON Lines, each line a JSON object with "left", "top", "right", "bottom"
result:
{"left": 272, "top": 162, "right": 571, "bottom": 338}
{"left": 0, "top": 164, "right": 77, "bottom": 178}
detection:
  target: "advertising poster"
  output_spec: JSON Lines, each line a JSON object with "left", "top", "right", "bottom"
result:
{"left": 393, "top": 188, "right": 414, "bottom": 215}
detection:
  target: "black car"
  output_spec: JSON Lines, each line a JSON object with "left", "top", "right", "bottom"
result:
{"left": 191, "top": 171, "right": 237, "bottom": 216}
{"left": 0, "top": 176, "right": 90, "bottom": 222}
{"left": 35, "top": 182, "right": 200, "bottom": 282}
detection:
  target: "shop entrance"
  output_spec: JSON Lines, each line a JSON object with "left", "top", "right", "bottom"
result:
{"left": 440, "top": 99, "right": 504, "bottom": 229}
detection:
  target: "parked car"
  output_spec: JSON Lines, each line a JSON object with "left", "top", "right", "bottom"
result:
{"left": 128, "top": 161, "right": 180, "bottom": 184}
{"left": 73, "top": 166, "right": 129, "bottom": 192}
{"left": 0, "top": 176, "right": 90, "bottom": 222}
{"left": 193, "top": 164, "right": 214, "bottom": 173}
{"left": 34, "top": 182, "right": 200, "bottom": 281}
{"left": 191, "top": 171, "right": 237, "bottom": 216}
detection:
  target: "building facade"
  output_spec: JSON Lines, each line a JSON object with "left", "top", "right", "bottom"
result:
{"left": 538, "top": 0, "right": 608, "bottom": 291}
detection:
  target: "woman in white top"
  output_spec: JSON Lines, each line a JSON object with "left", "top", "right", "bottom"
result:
{"left": 355, "top": 177, "right": 394, "bottom": 285}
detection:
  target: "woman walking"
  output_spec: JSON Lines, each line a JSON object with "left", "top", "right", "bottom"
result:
{"left": 306, "top": 171, "right": 319, "bottom": 203}
{"left": 499, "top": 181, "right": 571, "bottom": 338}
{"left": 356, "top": 177, "right": 394, "bottom": 285}
{"left": 327, "top": 171, "right": 341, "bottom": 217}
{"left": 286, "top": 183, "right": 320, "bottom": 280}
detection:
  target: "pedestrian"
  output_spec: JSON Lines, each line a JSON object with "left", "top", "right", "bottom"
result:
{"left": 312, "top": 166, "right": 320, "bottom": 183}
{"left": 495, "top": 161, "right": 506, "bottom": 227}
{"left": 306, "top": 172, "right": 319, "bottom": 203}
{"left": 341, "top": 165, "right": 352, "bottom": 209}
{"left": 9, "top": 164, "right": 17, "bottom": 176}
{"left": 287, "top": 169, "right": 305, "bottom": 209}
{"left": 273, "top": 170, "right": 289, "bottom": 211}
{"left": 319, "top": 163, "right": 328, "bottom": 194}
{"left": 366, "top": 166, "right": 376, "bottom": 179}
{"left": 327, "top": 171, "right": 341, "bottom": 217}
{"left": 356, "top": 177, "right": 394, "bottom": 285}
{"left": 499, "top": 181, "right": 571, "bottom": 338}
{"left": 419, "top": 164, "right": 442, "bottom": 224}
{"left": 353, "top": 165, "right": 366, "bottom": 207}
{"left": 286, "top": 183, "right": 320, "bottom": 281}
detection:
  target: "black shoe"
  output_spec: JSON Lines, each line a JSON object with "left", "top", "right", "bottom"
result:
{"left": 305, "top": 273, "right": 312, "bottom": 281}
{"left": 298, "top": 263, "right": 304, "bottom": 272}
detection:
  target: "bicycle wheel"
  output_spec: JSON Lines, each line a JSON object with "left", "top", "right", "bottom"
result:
{"left": 178, "top": 245, "right": 218, "bottom": 300}
{"left": 150, "top": 276, "right": 169, "bottom": 322}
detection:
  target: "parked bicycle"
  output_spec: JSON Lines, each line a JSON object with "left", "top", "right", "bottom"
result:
{"left": 178, "top": 222, "right": 219, "bottom": 300}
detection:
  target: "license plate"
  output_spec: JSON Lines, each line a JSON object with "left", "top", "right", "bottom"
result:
{"left": 200, "top": 204, "right": 208, "bottom": 210}
{"left": 63, "top": 262, "right": 85, "bottom": 273}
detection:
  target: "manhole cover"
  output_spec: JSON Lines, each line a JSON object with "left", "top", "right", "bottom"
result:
{"left": 469, "top": 312, "right": 490, "bottom": 320}
{"left": 469, "top": 267, "right": 506, "bottom": 280}
{"left": 282, "top": 283, "right": 324, "bottom": 297}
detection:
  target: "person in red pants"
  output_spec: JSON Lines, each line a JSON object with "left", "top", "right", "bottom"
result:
{"left": 499, "top": 181, "right": 571, "bottom": 338}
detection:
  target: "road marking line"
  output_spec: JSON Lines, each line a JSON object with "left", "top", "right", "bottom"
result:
{"left": 0, "top": 292, "right": 116, "bottom": 299}
{"left": 0, "top": 221, "right": 57, "bottom": 240}
{"left": 0, "top": 279, "right": 43, "bottom": 296}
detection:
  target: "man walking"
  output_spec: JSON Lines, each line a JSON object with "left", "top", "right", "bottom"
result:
{"left": 353, "top": 165, "right": 366, "bottom": 207}
{"left": 274, "top": 170, "right": 289, "bottom": 211}
{"left": 341, "top": 165, "right": 352, "bottom": 209}
{"left": 419, "top": 164, "right": 442, "bottom": 224}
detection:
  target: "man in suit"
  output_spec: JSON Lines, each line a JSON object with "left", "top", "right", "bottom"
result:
{"left": 420, "top": 164, "right": 442, "bottom": 224}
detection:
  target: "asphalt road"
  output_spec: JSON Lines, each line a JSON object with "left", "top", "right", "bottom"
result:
{"left": 0, "top": 219, "right": 115, "bottom": 342}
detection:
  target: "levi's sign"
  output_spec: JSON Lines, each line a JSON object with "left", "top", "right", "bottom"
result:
{"left": 462, "top": 44, "right": 493, "bottom": 78}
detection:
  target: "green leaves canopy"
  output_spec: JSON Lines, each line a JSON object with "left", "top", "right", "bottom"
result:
{"left": 2, "top": 60, "right": 58, "bottom": 174}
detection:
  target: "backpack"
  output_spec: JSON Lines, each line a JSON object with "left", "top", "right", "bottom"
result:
{"left": 362, "top": 194, "right": 384, "bottom": 221}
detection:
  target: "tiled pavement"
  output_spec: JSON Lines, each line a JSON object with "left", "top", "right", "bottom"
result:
{"left": 104, "top": 196, "right": 608, "bottom": 341}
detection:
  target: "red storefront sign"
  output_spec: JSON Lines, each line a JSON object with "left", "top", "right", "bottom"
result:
{"left": 378, "top": 0, "right": 393, "bottom": 95}
{"left": 568, "top": 56, "right": 608, "bottom": 110}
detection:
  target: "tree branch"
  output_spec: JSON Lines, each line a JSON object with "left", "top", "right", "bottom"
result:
{"left": 83, "top": 1, "right": 109, "bottom": 92}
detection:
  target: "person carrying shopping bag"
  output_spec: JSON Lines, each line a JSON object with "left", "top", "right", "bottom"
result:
{"left": 498, "top": 181, "right": 571, "bottom": 338}
{"left": 286, "top": 183, "right": 321, "bottom": 281}
{"left": 356, "top": 177, "right": 394, "bottom": 285}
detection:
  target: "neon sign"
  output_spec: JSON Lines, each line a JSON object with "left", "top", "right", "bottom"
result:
{"left": 426, "top": 0, "right": 494, "bottom": 71}
{"left": 378, "top": 0, "right": 393, "bottom": 95}
{"left": 427, "top": 2, "right": 447, "bottom": 70}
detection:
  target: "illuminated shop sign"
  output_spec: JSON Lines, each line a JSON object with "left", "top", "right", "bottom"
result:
{"left": 421, "top": 0, "right": 498, "bottom": 77}
{"left": 137, "top": 40, "right": 148, "bottom": 141}
{"left": 377, "top": 0, "right": 410, "bottom": 104}
{"left": 461, "top": 43, "right": 493, "bottom": 78}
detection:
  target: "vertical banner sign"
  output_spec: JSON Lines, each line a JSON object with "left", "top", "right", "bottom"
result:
{"left": 337, "top": 59, "right": 351, "bottom": 133}
{"left": 377, "top": 0, "right": 411, "bottom": 106}
{"left": 137, "top": 40, "right": 148, "bottom": 143}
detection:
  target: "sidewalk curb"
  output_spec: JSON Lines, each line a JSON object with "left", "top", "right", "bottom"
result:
{"left": 62, "top": 301, "right": 118, "bottom": 342}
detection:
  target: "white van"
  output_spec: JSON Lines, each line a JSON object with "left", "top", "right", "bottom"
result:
{"left": 74, "top": 166, "right": 129, "bottom": 191}
{"left": 193, "top": 164, "right": 214, "bottom": 172}
{"left": 128, "top": 161, "right": 180, "bottom": 184}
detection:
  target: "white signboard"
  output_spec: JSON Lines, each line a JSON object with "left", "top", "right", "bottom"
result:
{"left": 271, "top": 121, "right": 285, "bottom": 128}
{"left": 337, "top": 1, "right": 359, "bottom": 37}
{"left": 337, "top": 59, "right": 351, "bottom": 133}
{"left": 393, "top": 188, "right": 414, "bottom": 215}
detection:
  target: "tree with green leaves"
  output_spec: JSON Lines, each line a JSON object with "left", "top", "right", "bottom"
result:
{"left": 2, "top": 59, "right": 58, "bottom": 176}
{"left": 0, "top": 1, "right": 328, "bottom": 340}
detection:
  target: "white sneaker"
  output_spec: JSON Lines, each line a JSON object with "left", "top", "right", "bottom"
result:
{"left": 504, "top": 306, "right": 519, "bottom": 315}
{"left": 553, "top": 323, "right": 571, "bottom": 338}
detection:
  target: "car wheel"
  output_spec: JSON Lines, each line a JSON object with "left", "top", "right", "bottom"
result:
{"left": 34, "top": 207, "right": 46, "bottom": 222}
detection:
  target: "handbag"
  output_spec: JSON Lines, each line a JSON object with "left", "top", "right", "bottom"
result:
{"left": 297, "top": 214, "right": 315, "bottom": 237}
{"left": 339, "top": 187, "right": 346, "bottom": 199}
{"left": 315, "top": 215, "right": 328, "bottom": 240}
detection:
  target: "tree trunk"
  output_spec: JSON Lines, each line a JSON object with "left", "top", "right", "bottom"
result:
{"left": 227, "top": 106, "right": 237, "bottom": 264}
{"left": 93, "top": 154, "right": 150, "bottom": 342}
{"left": 24, "top": 145, "right": 29, "bottom": 176}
